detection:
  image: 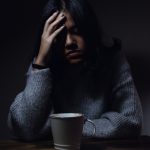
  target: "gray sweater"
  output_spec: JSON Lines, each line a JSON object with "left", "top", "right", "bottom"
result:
{"left": 8, "top": 51, "right": 143, "bottom": 141}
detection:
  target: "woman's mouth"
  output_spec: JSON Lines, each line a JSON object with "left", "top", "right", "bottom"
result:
{"left": 65, "top": 50, "right": 84, "bottom": 64}
{"left": 66, "top": 50, "right": 83, "bottom": 58}
{"left": 66, "top": 52, "right": 82, "bottom": 58}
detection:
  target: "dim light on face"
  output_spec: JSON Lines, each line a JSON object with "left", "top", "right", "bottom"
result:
{"left": 63, "top": 11, "right": 86, "bottom": 64}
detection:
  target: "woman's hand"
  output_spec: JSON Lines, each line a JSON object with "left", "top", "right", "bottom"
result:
{"left": 35, "top": 11, "right": 66, "bottom": 66}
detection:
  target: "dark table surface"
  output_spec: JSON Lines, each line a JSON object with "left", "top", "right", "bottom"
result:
{"left": 0, "top": 136, "right": 150, "bottom": 150}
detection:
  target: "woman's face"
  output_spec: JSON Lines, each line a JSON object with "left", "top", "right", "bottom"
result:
{"left": 63, "top": 11, "right": 86, "bottom": 64}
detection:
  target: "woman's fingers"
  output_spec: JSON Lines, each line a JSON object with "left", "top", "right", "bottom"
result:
{"left": 43, "top": 11, "right": 59, "bottom": 33}
{"left": 50, "top": 25, "right": 65, "bottom": 40}
{"left": 36, "top": 10, "right": 66, "bottom": 66}
{"left": 37, "top": 11, "right": 66, "bottom": 66}
{"left": 46, "top": 14, "right": 65, "bottom": 36}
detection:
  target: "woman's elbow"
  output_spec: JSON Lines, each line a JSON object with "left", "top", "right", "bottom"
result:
{"left": 8, "top": 115, "right": 40, "bottom": 142}
{"left": 8, "top": 126, "right": 42, "bottom": 142}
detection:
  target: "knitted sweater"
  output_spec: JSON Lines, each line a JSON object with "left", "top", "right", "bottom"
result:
{"left": 8, "top": 51, "right": 143, "bottom": 141}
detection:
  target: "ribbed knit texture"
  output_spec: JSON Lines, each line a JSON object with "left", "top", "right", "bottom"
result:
{"left": 8, "top": 51, "right": 143, "bottom": 141}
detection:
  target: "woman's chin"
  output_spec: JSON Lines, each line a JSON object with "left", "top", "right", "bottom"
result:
{"left": 67, "top": 58, "right": 83, "bottom": 64}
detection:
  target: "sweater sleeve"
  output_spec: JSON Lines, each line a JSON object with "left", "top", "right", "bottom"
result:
{"left": 83, "top": 52, "right": 143, "bottom": 138}
{"left": 7, "top": 64, "right": 53, "bottom": 141}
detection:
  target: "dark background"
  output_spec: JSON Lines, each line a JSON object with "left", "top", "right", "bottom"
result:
{"left": 1, "top": 0, "right": 150, "bottom": 139}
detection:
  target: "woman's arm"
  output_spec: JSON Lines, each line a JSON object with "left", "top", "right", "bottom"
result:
{"left": 8, "top": 66, "right": 53, "bottom": 141}
{"left": 8, "top": 11, "right": 67, "bottom": 141}
{"left": 83, "top": 52, "right": 143, "bottom": 138}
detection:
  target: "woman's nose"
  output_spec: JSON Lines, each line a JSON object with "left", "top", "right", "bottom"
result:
{"left": 66, "top": 33, "right": 75, "bottom": 46}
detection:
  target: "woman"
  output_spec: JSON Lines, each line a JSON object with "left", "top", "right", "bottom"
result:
{"left": 8, "top": 0, "right": 143, "bottom": 141}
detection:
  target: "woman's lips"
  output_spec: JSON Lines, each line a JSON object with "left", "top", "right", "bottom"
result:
{"left": 67, "top": 52, "right": 82, "bottom": 58}
{"left": 65, "top": 50, "right": 83, "bottom": 64}
{"left": 65, "top": 50, "right": 83, "bottom": 58}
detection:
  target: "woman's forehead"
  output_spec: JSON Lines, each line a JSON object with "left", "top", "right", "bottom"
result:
{"left": 62, "top": 10, "right": 76, "bottom": 29}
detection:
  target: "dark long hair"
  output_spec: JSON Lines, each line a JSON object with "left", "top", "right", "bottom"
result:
{"left": 33, "top": 0, "right": 121, "bottom": 75}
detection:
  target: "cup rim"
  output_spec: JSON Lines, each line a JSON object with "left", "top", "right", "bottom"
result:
{"left": 49, "top": 113, "right": 83, "bottom": 119}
